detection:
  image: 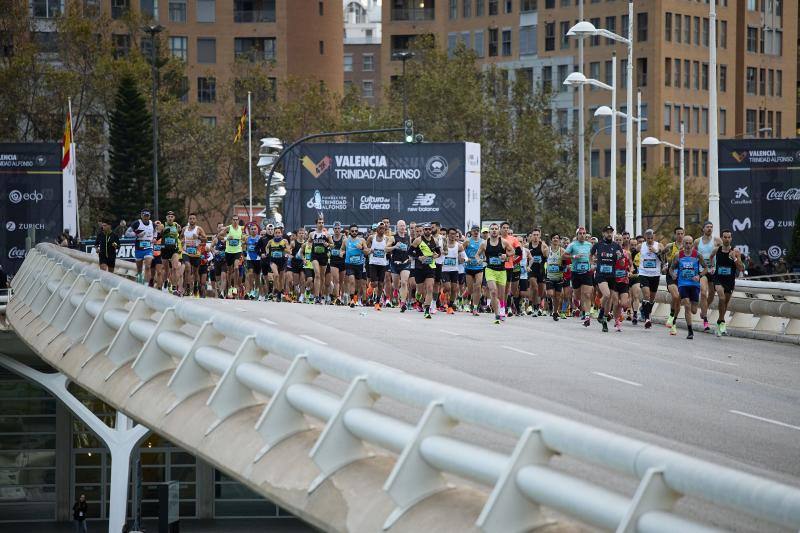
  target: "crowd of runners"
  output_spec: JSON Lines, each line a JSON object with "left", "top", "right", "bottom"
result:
{"left": 94, "top": 209, "right": 745, "bottom": 339}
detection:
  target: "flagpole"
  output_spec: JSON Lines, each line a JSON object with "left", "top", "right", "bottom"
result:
{"left": 67, "top": 98, "right": 79, "bottom": 239}
{"left": 247, "top": 91, "right": 253, "bottom": 221}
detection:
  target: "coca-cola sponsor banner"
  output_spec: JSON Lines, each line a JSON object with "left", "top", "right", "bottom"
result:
{"left": 0, "top": 143, "right": 62, "bottom": 274}
{"left": 719, "top": 139, "right": 800, "bottom": 260}
{"left": 283, "top": 142, "right": 481, "bottom": 231}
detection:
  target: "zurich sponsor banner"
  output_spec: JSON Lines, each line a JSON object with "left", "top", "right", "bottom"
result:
{"left": 284, "top": 142, "right": 478, "bottom": 231}
{"left": 719, "top": 139, "right": 800, "bottom": 260}
{"left": 0, "top": 143, "right": 62, "bottom": 274}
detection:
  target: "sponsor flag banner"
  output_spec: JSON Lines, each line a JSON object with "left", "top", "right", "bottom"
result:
{"left": 718, "top": 139, "right": 800, "bottom": 262}
{"left": 0, "top": 143, "right": 63, "bottom": 274}
{"left": 283, "top": 142, "right": 480, "bottom": 231}
{"left": 61, "top": 109, "right": 78, "bottom": 236}
{"left": 233, "top": 106, "right": 247, "bottom": 144}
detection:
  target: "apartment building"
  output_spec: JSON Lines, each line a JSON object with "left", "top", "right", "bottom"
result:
{"left": 31, "top": 0, "right": 343, "bottom": 122}
{"left": 382, "top": 0, "right": 796, "bottom": 191}
{"left": 344, "top": 0, "right": 382, "bottom": 103}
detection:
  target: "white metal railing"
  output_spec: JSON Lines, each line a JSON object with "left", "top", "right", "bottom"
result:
{"left": 9, "top": 244, "right": 800, "bottom": 532}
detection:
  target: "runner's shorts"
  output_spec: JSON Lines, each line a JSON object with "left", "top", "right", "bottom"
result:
{"left": 640, "top": 275, "right": 660, "bottom": 293}
{"left": 346, "top": 264, "right": 366, "bottom": 280}
{"left": 614, "top": 282, "right": 630, "bottom": 295}
{"left": 571, "top": 271, "right": 592, "bottom": 289}
{"left": 135, "top": 248, "right": 153, "bottom": 261}
{"left": 485, "top": 268, "right": 507, "bottom": 286}
{"left": 99, "top": 255, "right": 116, "bottom": 270}
{"left": 713, "top": 275, "right": 735, "bottom": 294}
{"left": 414, "top": 266, "right": 436, "bottom": 284}
{"left": 247, "top": 259, "right": 261, "bottom": 274}
{"left": 678, "top": 285, "right": 700, "bottom": 302}
{"left": 183, "top": 255, "right": 201, "bottom": 268}
{"left": 441, "top": 271, "right": 458, "bottom": 284}
{"left": 546, "top": 280, "right": 564, "bottom": 292}
{"left": 369, "top": 264, "right": 387, "bottom": 283}
{"left": 225, "top": 252, "right": 240, "bottom": 267}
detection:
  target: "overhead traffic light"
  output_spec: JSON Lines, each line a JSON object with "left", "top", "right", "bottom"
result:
{"left": 404, "top": 119, "right": 414, "bottom": 143}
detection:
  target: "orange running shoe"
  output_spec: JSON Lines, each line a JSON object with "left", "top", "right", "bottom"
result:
{"left": 375, "top": 302, "right": 382, "bottom": 311}
{"left": 446, "top": 306, "right": 454, "bottom": 314}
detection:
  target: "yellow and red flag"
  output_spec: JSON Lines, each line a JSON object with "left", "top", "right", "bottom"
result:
{"left": 233, "top": 105, "right": 247, "bottom": 144}
{"left": 61, "top": 109, "right": 73, "bottom": 169}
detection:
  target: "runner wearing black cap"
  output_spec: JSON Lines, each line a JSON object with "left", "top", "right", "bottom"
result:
{"left": 590, "top": 225, "right": 623, "bottom": 332}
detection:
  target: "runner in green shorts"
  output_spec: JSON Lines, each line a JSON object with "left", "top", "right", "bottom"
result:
{"left": 477, "top": 223, "right": 515, "bottom": 324}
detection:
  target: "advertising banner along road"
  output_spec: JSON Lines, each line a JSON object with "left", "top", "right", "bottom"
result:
{"left": 0, "top": 143, "right": 63, "bottom": 274}
{"left": 718, "top": 139, "right": 800, "bottom": 262}
{"left": 283, "top": 142, "right": 480, "bottom": 231}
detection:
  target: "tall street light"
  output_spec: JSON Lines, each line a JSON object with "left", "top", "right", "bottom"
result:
{"left": 564, "top": 71, "right": 615, "bottom": 228}
{"left": 643, "top": 122, "right": 685, "bottom": 227}
{"left": 568, "top": 1, "right": 634, "bottom": 233}
{"left": 392, "top": 51, "right": 415, "bottom": 124}
{"left": 707, "top": 0, "right": 719, "bottom": 237}
{"left": 587, "top": 123, "right": 613, "bottom": 235}
{"left": 142, "top": 24, "right": 164, "bottom": 220}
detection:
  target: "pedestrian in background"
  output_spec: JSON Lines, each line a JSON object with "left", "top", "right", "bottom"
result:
{"left": 73, "top": 493, "right": 88, "bottom": 532}
{"left": 95, "top": 221, "right": 119, "bottom": 272}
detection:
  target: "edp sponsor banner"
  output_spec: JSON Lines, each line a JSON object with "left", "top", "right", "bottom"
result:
{"left": 719, "top": 139, "right": 800, "bottom": 260}
{"left": 283, "top": 142, "right": 479, "bottom": 231}
{"left": 0, "top": 143, "right": 62, "bottom": 274}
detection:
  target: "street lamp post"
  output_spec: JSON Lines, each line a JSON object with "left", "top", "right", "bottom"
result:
{"left": 643, "top": 122, "right": 685, "bottom": 227}
{"left": 142, "top": 24, "right": 164, "bottom": 220}
{"left": 392, "top": 51, "right": 415, "bottom": 124}
{"left": 708, "top": 0, "right": 719, "bottom": 237}
{"left": 567, "top": 3, "right": 634, "bottom": 232}
{"left": 588, "top": 123, "right": 614, "bottom": 235}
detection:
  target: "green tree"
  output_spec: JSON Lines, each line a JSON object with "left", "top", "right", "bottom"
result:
{"left": 107, "top": 74, "right": 152, "bottom": 223}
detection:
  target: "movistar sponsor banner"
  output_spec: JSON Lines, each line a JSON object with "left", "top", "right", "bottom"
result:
{"left": 719, "top": 139, "right": 800, "bottom": 260}
{"left": 284, "top": 142, "right": 480, "bottom": 231}
{"left": 0, "top": 143, "right": 62, "bottom": 274}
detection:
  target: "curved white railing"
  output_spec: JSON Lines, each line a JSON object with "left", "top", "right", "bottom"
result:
{"left": 9, "top": 244, "right": 800, "bottom": 532}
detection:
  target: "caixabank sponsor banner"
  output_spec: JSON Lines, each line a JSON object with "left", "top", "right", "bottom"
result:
{"left": 0, "top": 143, "right": 62, "bottom": 274}
{"left": 283, "top": 142, "right": 480, "bottom": 231}
{"left": 719, "top": 139, "right": 800, "bottom": 260}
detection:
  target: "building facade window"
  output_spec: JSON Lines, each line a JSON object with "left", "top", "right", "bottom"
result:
{"left": 197, "top": 0, "right": 215, "bottom": 22}
{"left": 234, "top": 37, "right": 275, "bottom": 61}
{"left": 169, "top": 0, "right": 187, "bottom": 22}
{"left": 664, "top": 58, "right": 671, "bottom": 87}
{"left": 450, "top": 0, "right": 457, "bottom": 19}
{"left": 111, "top": 0, "right": 129, "bottom": 19}
{"left": 362, "top": 80, "right": 374, "bottom": 98}
{"left": 560, "top": 21, "right": 569, "bottom": 49}
{"left": 746, "top": 26, "right": 757, "bottom": 52}
{"left": 665, "top": 12, "right": 671, "bottom": 42}
{"left": 362, "top": 53, "right": 374, "bottom": 71}
{"left": 344, "top": 53, "right": 353, "bottom": 72}
{"left": 488, "top": 28, "right": 498, "bottom": 56}
{"left": 520, "top": 0, "right": 536, "bottom": 12}
{"left": 489, "top": 0, "right": 498, "bottom": 15}
{"left": 636, "top": 57, "right": 647, "bottom": 86}
{"left": 463, "top": 0, "right": 471, "bottom": 17}
{"left": 520, "top": 25, "right": 537, "bottom": 55}
{"left": 473, "top": 30, "right": 484, "bottom": 57}
{"left": 636, "top": 12, "right": 647, "bottom": 41}
{"left": 745, "top": 67, "right": 756, "bottom": 94}
{"left": 663, "top": 103, "right": 671, "bottom": 131}
{"left": 197, "top": 38, "right": 216, "bottom": 63}
{"left": 501, "top": 29, "right": 512, "bottom": 56}
{"left": 198, "top": 77, "right": 216, "bottom": 102}
{"left": 544, "top": 22, "right": 554, "bottom": 51}
{"left": 169, "top": 36, "right": 188, "bottom": 61}
{"left": 32, "top": 0, "right": 64, "bottom": 18}
{"left": 674, "top": 12, "right": 682, "bottom": 43}
{"left": 233, "top": 0, "right": 275, "bottom": 22}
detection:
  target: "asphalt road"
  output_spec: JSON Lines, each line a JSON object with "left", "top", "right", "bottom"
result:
{"left": 202, "top": 298, "right": 800, "bottom": 531}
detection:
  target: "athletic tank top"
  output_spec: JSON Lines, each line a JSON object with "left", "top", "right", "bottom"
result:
{"left": 369, "top": 235, "right": 388, "bottom": 265}
{"left": 391, "top": 234, "right": 410, "bottom": 264}
{"left": 528, "top": 242, "right": 544, "bottom": 274}
{"left": 246, "top": 235, "right": 260, "bottom": 260}
{"left": 434, "top": 235, "right": 445, "bottom": 265}
{"left": 485, "top": 238, "right": 505, "bottom": 271}
{"left": 225, "top": 225, "right": 243, "bottom": 253}
{"left": 330, "top": 235, "right": 344, "bottom": 260}
{"left": 345, "top": 237, "right": 364, "bottom": 265}
{"left": 714, "top": 248, "right": 736, "bottom": 279}
{"left": 417, "top": 237, "right": 437, "bottom": 269}
{"left": 696, "top": 236, "right": 715, "bottom": 267}
{"left": 442, "top": 242, "right": 460, "bottom": 272}
{"left": 677, "top": 249, "right": 701, "bottom": 287}
{"left": 311, "top": 230, "right": 329, "bottom": 255}
{"left": 268, "top": 238, "right": 287, "bottom": 260}
{"left": 638, "top": 242, "right": 661, "bottom": 277}
{"left": 162, "top": 223, "right": 180, "bottom": 247}
{"left": 134, "top": 219, "right": 154, "bottom": 249}
{"left": 546, "top": 247, "right": 564, "bottom": 281}
{"left": 465, "top": 237, "right": 483, "bottom": 270}
{"left": 183, "top": 226, "right": 201, "bottom": 256}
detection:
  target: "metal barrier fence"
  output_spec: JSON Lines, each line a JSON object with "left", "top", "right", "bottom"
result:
{"left": 9, "top": 244, "right": 800, "bottom": 532}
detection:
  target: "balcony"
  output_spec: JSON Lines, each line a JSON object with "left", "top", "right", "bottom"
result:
{"left": 391, "top": 1, "right": 435, "bottom": 21}
{"left": 234, "top": 0, "right": 276, "bottom": 23}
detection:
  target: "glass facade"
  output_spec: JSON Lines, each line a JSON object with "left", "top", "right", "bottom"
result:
{"left": 0, "top": 371, "right": 291, "bottom": 524}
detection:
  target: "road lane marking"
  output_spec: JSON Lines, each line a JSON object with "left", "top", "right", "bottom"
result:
{"left": 502, "top": 345, "right": 537, "bottom": 356}
{"left": 729, "top": 410, "right": 800, "bottom": 431}
{"left": 439, "top": 329, "right": 461, "bottom": 336}
{"left": 693, "top": 355, "right": 738, "bottom": 367}
{"left": 258, "top": 318, "right": 277, "bottom": 326}
{"left": 300, "top": 334, "right": 327, "bottom": 346}
{"left": 591, "top": 372, "right": 642, "bottom": 387}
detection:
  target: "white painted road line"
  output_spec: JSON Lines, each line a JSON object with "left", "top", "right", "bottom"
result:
{"left": 591, "top": 372, "right": 642, "bottom": 387}
{"left": 502, "top": 345, "right": 537, "bottom": 357}
{"left": 300, "top": 334, "right": 327, "bottom": 346}
{"left": 729, "top": 410, "right": 800, "bottom": 432}
{"left": 693, "top": 355, "right": 739, "bottom": 367}
{"left": 258, "top": 318, "right": 277, "bottom": 326}
{"left": 439, "top": 329, "right": 461, "bottom": 336}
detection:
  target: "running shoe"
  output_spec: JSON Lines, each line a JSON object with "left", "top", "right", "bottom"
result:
{"left": 644, "top": 319, "right": 652, "bottom": 329}
{"left": 715, "top": 324, "right": 722, "bottom": 337}
{"left": 400, "top": 302, "right": 407, "bottom": 313}
{"left": 632, "top": 317, "right": 638, "bottom": 326}
{"left": 446, "top": 306, "right": 454, "bottom": 315}
{"left": 670, "top": 324, "right": 678, "bottom": 336}
{"left": 494, "top": 315, "right": 501, "bottom": 324}
{"left": 666, "top": 315, "right": 675, "bottom": 328}
{"left": 601, "top": 317, "right": 609, "bottom": 333}
{"left": 375, "top": 302, "right": 382, "bottom": 311}
{"left": 430, "top": 305, "right": 437, "bottom": 315}
{"left": 583, "top": 317, "right": 591, "bottom": 327}
{"left": 424, "top": 311, "right": 432, "bottom": 319}
{"left": 720, "top": 322, "right": 727, "bottom": 335}
{"left": 614, "top": 319, "right": 622, "bottom": 332}
{"left": 560, "top": 312, "right": 567, "bottom": 319}
{"left": 687, "top": 331, "right": 694, "bottom": 340}
{"left": 552, "top": 313, "right": 559, "bottom": 321}
{"left": 349, "top": 299, "right": 355, "bottom": 308}
{"left": 472, "top": 309, "right": 480, "bottom": 317}
{"left": 703, "top": 319, "right": 710, "bottom": 332}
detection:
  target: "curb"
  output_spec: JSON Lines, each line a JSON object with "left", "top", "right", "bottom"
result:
{"left": 650, "top": 317, "right": 800, "bottom": 345}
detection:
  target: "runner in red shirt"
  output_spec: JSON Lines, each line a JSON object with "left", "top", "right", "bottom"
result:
{"left": 612, "top": 234, "right": 632, "bottom": 332}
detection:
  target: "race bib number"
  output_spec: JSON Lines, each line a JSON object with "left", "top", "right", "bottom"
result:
{"left": 271, "top": 251, "right": 283, "bottom": 258}
{"left": 313, "top": 245, "right": 326, "bottom": 254}
{"left": 547, "top": 264, "right": 560, "bottom": 273}
{"left": 615, "top": 269, "right": 627, "bottom": 278}
{"left": 330, "top": 249, "right": 340, "bottom": 257}
{"left": 444, "top": 257, "right": 457, "bottom": 266}
{"left": 153, "top": 244, "right": 162, "bottom": 252}
{"left": 248, "top": 244, "right": 256, "bottom": 252}
{"left": 228, "top": 239, "right": 239, "bottom": 247}
{"left": 420, "top": 256, "right": 433, "bottom": 265}
{"left": 488, "top": 256, "right": 503, "bottom": 266}
{"left": 186, "top": 246, "right": 197, "bottom": 255}
{"left": 467, "top": 257, "right": 480, "bottom": 266}
{"left": 717, "top": 266, "right": 732, "bottom": 275}
{"left": 397, "top": 242, "right": 408, "bottom": 251}
{"left": 164, "top": 236, "right": 176, "bottom": 246}
{"left": 532, "top": 255, "right": 542, "bottom": 263}
{"left": 137, "top": 240, "right": 151, "bottom": 249}
{"left": 373, "top": 249, "right": 385, "bottom": 258}
{"left": 349, "top": 255, "right": 364, "bottom": 265}
{"left": 599, "top": 264, "right": 613, "bottom": 274}
{"left": 574, "top": 263, "right": 589, "bottom": 274}
{"left": 680, "top": 269, "right": 694, "bottom": 280}
{"left": 643, "top": 259, "right": 657, "bottom": 269}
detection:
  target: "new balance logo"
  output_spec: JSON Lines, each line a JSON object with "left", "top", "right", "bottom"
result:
{"left": 411, "top": 193, "right": 436, "bottom": 207}
{"left": 732, "top": 217, "right": 751, "bottom": 231}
